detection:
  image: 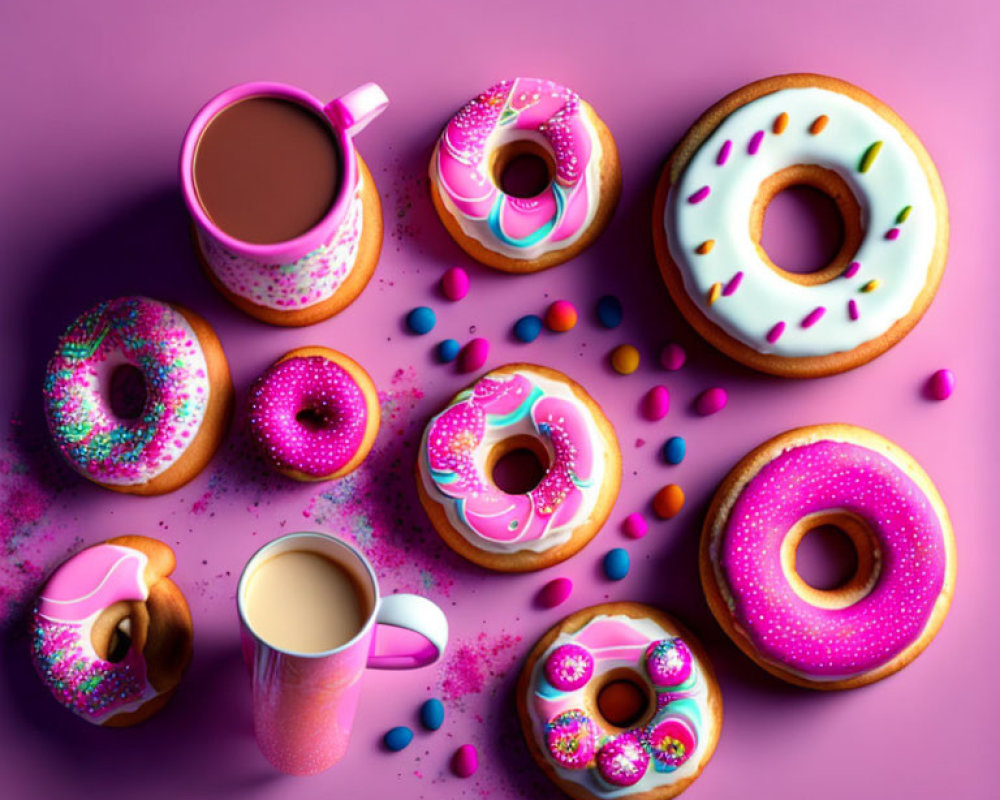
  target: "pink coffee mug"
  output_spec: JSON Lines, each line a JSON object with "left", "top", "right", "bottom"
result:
{"left": 179, "top": 81, "right": 388, "bottom": 314}
{"left": 236, "top": 532, "right": 448, "bottom": 775}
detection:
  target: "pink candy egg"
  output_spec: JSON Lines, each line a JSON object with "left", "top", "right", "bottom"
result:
{"left": 927, "top": 369, "right": 955, "bottom": 401}
{"left": 538, "top": 577, "right": 573, "bottom": 608}
{"left": 458, "top": 338, "right": 489, "bottom": 373}
{"left": 452, "top": 744, "right": 478, "bottom": 778}
{"left": 695, "top": 387, "right": 727, "bottom": 416}
{"left": 441, "top": 267, "right": 469, "bottom": 301}
{"left": 641, "top": 385, "right": 670, "bottom": 421}
{"left": 622, "top": 512, "right": 648, "bottom": 539}
{"left": 660, "top": 343, "right": 686, "bottom": 371}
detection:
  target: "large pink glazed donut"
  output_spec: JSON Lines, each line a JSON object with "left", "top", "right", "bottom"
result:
{"left": 702, "top": 424, "right": 956, "bottom": 689}
{"left": 429, "top": 78, "right": 621, "bottom": 273}
{"left": 30, "top": 536, "right": 194, "bottom": 727}
{"left": 248, "top": 346, "right": 380, "bottom": 481}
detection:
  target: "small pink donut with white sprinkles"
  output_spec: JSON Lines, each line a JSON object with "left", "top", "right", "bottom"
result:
{"left": 248, "top": 346, "right": 380, "bottom": 481}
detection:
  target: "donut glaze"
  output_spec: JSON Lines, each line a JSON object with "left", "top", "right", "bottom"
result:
{"left": 703, "top": 425, "right": 955, "bottom": 687}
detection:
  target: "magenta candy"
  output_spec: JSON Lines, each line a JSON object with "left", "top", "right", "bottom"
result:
{"left": 545, "top": 710, "right": 597, "bottom": 769}
{"left": 544, "top": 643, "right": 594, "bottom": 691}
{"left": 695, "top": 387, "right": 727, "bottom": 416}
{"left": 458, "top": 338, "right": 489, "bottom": 373}
{"left": 538, "top": 577, "right": 573, "bottom": 608}
{"left": 644, "top": 638, "right": 693, "bottom": 688}
{"left": 927, "top": 369, "right": 955, "bottom": 401}
{"left": 441, "top": 267, "right": 470, "bottom": 301}
{"left": 452, "top": 744, "right": 478, "bottom": 778}
{"left": 641, "top": 385, "right": 670, "bottom": 421}
{"left": 622, "top": 513, "right": 648, "bottom": 539}
{"left": 659, "top": 343, "right": 686, "bottom": 371}
{"left": 596, "top": 732, "right": 649, "bottom": 786}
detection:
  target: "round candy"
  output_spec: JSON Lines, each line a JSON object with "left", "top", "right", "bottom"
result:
{"left": 596, "top": 731, "right": 649, "bottom": 787}
{"left": 420, "top": 698, "right": 445, "bottom": 731}
{"left": 545, "top": 709, "right": 598, "bottom": 770}
{"left": 603, "top": 547, "right": 630, "bottom": 580}
{"left": 538, "top": 577, "right": 573, "bottom": 609}
{"left": 514, "top": 314, "right": 543, "bottom": 343}
{"left": 383, "top": 726, "right": 414, "bottom": 751}
{"left": 611, "top": 345, "right": 640, "bottom": 375}
{"left": 458, "top": 338, "right": 490, "bottom": 373}
{"left": 406, "top": 306, "right": 436, "bottom": 335}
{"left": 653, "top": 485, "right": 685, "bottom": 519}
{"left": 545, "top": 643, "right": 595, "bottom": 691}
{"left": 596, "top": 295, "right": 623, "bottom": 328}
{"left": 660, "top": 343, "right": 687, "bottom": 371}
{"left": 641, "top": 386, "right": 670, "bottom": 421}
{"left": 545, "top": 300, "right": 578, "bottom": 332}
{"left": 452, "top": 744, "right": 479, "bottom": 778}
{"left": 695, "top": 387, "right": 727, "bottom": 416}
{"left": 646, "top": 712, "right": 697, "bottom": 769}
{"left": 440, "top": 267, "right": 470, "bottom": 301}
{"left": 645, "top": 638, "right": 693, "bottom": 688}
{"left": 438, "top": 339, "right": 461, "bottom": 363}
{"left": 662, "top": 436, "right": 686, "bottom": 465}
{"left": 622, "top": 512, "right": 648, "bottom": 539}
{"left": 927, "top": 368, "right": 954, "bottom": 401}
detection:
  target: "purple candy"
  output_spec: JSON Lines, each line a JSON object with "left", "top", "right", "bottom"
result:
{"left": 695, "top": 387, "right": 727, "bottom": 416}
{"left": 644, "top": 638, "right": 693, "bottom": 688}
{"left": 622, "top": 513, "right": 648, "bottom": 539}
{"left": 441, "top": 267, "right": 470, "bottom": 301}
{"left": 538, "top": 577, "right": 573, "bottom": 608}
{"left": 926, "top": 369, "right": 955, "bottom": 401}
{"left": 544, "top": 643, "right": 594, "bottom": 691}
{"left": 596, "top": 732, "right": 649, "bottom": 786}
{"left": 458, "top": 338, "right": 489, "bottom": 373}
{"left": 659, "top": 343, "right": 686, "bottom": 371}
{"left": 641, "top": 385, "right": 670, "bottom": 421}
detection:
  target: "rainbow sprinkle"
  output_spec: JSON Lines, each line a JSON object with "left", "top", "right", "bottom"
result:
{"left": 773, "top": 112, "right": 789, "bottom": 134}
{"left": 747, "top": 130, "right": 764, "bottom": 155}
{"left": 896, "top": 205, "right": 913, "bottom": 224}
{"left": 707, "top": 282, "right": 722, "bottom": 305}
{"left": 810, "top": 115, "right": 829, "bottom": 135}
{"left": 716, "top": 140, "right": 732, "bottom": 166}
{"left": 695, "top": 240, "right": 715, "bottom": 255}
{"left": 861, "top": 279, "right": 881, "bottom": 293}
{"left": 687, "top": 186, "right": 710, "bottom": 204}
{"left": 859, "top": 141, "right": 884, "bottom": 173}
{"left": 801, "top": 307, "right": 826, "bottom": 328}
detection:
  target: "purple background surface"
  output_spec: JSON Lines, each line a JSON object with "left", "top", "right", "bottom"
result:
{"left": 0, "top": 2, "right": 995, "bottom": 798}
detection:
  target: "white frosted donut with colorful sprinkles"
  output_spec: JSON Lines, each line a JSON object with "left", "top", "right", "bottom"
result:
{"left": 416, "top": 364, "right": 621, "bottom": 572}
{"left": 654, "top": 74, "right": 948, "bottom": 377}
{"left": 517, "top": 603, "right": 722, "bottom": 800}
{"left": 430, "top": 78, "right": 621, "bottom": 272}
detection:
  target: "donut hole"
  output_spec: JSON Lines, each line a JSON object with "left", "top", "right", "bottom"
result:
{"left": 795, "top": 524, "right": 859, "bottom": 590}
{"left": 751, "top": 165, "right": 864, "bottom": 286}
{"left": 106, "top": 618, "right": 133, "bottom": 663}
{"left": 492, "top": 140, "right": 555, "bottom": 199}
{"left": 488, "top": 435, "right": 551, "bottom": 495}
{"left": 296, "top": 405, "right": 336, "bottom": 431}
{"left": 91, "top": 602, "right": 139, "bottom": 663}
{"left": 108, "top": 364, "right": 148, "bottom": 421}
{"left": 594, "top": 669, "right": 654, "bottom": 729}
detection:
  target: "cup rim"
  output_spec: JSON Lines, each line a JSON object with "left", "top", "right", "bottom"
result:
{"left": 179, "top": 81, "right": 357, "bottom": 262}
{"left": 236, "top": 531, "right": 380, "bottom": 660}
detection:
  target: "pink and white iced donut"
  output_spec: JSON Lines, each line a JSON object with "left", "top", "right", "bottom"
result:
{"left": 248, "top": 346, "right": 380, "bottom": 481}
{"left": 702, "top": 424, "right": 956, "bottom": 689}
{"left": 417, "top": 364, "right": 621, "bottom": 572}
{"left": 518, "top": 603, "right": 722, "bottom": 800}
{"left": 29, "top": 536, "right": 193, "bottom": 726}
{"left": 430, "top": 77, "right": 621, "bottom": 272}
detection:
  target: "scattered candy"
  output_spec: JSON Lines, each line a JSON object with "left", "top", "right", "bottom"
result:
{"left": 458, "top": 338, "right": 489, "bottom": 373}
{"left": 538, "top": 577, "right": 573, "bottom": 608}
{"left": 926, "top": 369, "right": 955, "bottom": 401}
{"left": 653, "top": 485, "right": 685, "bottom": 519}
{"left": 622, "top": 513, "right": 648, "bottom": 539}
{"left": 384, "top": 726, "right": 414, "bottom": 751}
{"left": 545, "top": 300, "right": 578, "bottom": 332}
{"left": 437, "top": 339, "right": 460, "bottom": 363}
{"left": 660, "top": 343, "right": 686, "bottom": 371}
{"left": 452, "top": 744, "right": 479, "bottom": 778}
{"left": 611, "top": 345, "right": 640, "bottom": 375}
{"left": 662, "top": 436, "right": 686, "bottom": 465}
{"left": 420, "top": 698, "right": 445, "bottom": 731}
{"left": 514, "top": 314, "right": 543, "bottom": 343}
{"left": 440, "top": 267, "right": 469, "bottom": 301}
{"left": 603, "top": 548, "right": 630, "bottom": 581}
{"left": 596, "top": 295, "right": 623, "bottom": 328}
{"left": 406, "top": 306, "right": 436, "bottom": 335}
{"left": 641, "top": 386, "right": 670, "bottom": 421}
{"left": 694, "top": 387, "right": 727, "bottom": 415}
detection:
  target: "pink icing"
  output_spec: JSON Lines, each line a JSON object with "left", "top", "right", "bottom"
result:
{"left": 248, "top": 356, "right": 369, "bottom": 478}
{"left": 715, "top": 439, "right": 948, "bottom": 678}
{"left": 37, "top": 546, "right": 146, "bottom": 623}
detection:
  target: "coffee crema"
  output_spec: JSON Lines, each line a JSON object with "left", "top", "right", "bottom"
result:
{"left": 193, "top": 96, "right": 341, "bottom": 245}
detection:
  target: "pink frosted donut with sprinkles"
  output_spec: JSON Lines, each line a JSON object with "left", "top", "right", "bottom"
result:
{"left": 430, "top": 78, "right": 621, "bottom": 273}
{"left": 702, "top": 424, "right": 956, "bottom": 690}
{"left": 653, "top": 74, "right": 948, "bottom": 377}
{"left": 517, "top": 603, "right": 722, "bottom": 800}
{"left": 43, "top": 296, "right": 234, "bottom": 495}
{"left": 248, "top": 346, "right": 380, "bottom": 481}
{"left": 30, "top": 536, "right": 193, "bottom": 726}
{"left": 416, "top": 363, "right": 621, "bottom": 572}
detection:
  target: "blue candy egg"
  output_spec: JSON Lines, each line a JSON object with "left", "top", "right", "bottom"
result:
{"left": 383, "top": 725, "right": 414, "bottom": 751}
{"left": 420, "top": 697, "right": 445, "bottom": 731}
{"left": 437, "top": 339, "right": 461, "bottom": 363}
{"left": 406, "top": 306, "right": 436, "bottom": 335}
{"left": 514, "top": 314, "right": 543, "bottom": 343}
{"left": 663, "top": 436, "right": 686, "bottom": 465}
{"left": 603, "top": 548, "right": 630, "bottom": 581}
{"left": 596, "top": 295, "right": 623, "bottom": 328}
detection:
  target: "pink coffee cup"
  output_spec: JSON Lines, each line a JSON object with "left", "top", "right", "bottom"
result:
{"left": 236, "top": 532, "right": 448, "bottom": 775}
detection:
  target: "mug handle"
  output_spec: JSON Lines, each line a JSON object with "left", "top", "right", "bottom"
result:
{"left": 324, "top": 82, "right": 389, "bottom": 137}
{"left": 368, "top": 594, "right": 448, "bottom": 670}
